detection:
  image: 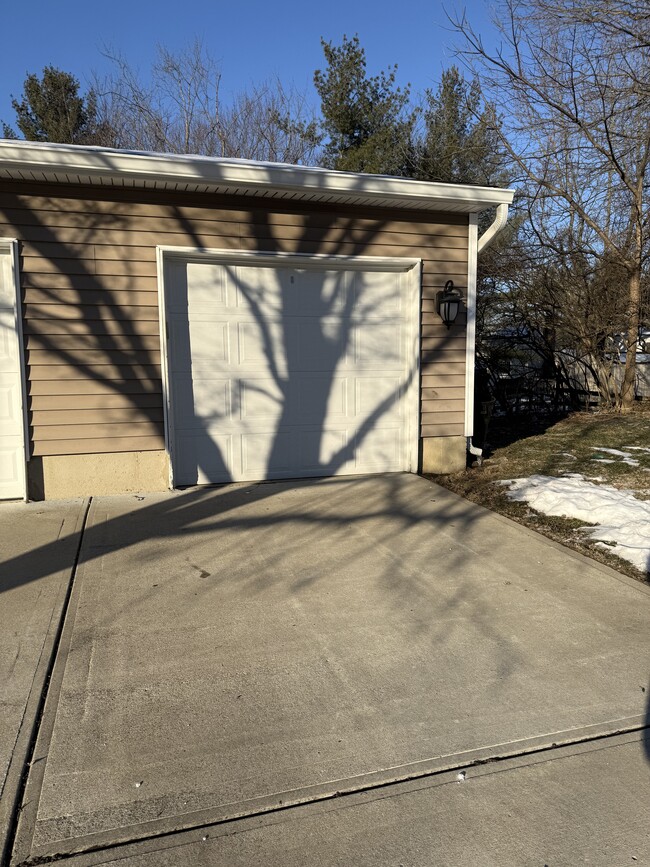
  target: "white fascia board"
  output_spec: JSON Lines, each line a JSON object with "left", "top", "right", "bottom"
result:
{"left": 0, "top": 140, "right": 515, "bottom": 213}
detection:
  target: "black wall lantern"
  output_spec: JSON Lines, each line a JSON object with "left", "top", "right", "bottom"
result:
{"left": 437, "top": 279, "right": 462, "bottom": 329}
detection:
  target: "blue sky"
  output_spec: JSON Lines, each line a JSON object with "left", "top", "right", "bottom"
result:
{"left": 0, "top": 0, "right": 499, "bottom": 132}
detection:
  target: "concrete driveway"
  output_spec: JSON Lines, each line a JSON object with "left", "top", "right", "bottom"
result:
{"left": 2, "top": 474, "right": 650, "bottom": 865}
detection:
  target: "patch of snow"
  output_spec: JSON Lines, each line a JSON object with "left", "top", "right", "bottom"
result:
{"left": 500, "top": 475, "right": 650, "bottom": 573}
{"left": 592, "top": 447, "right": 632, "bottom": 457}
{"left": 590, "top": 447, "right": 639, "bottom": 466}
{"left": 624, "top": 446, "right": 650, "bottom": 454}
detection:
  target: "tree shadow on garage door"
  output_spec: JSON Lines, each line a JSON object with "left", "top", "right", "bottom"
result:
{"left": 164, "top": 248, "right": 419, "bottom": 486}
{"left": 165, "top": 197, "right": 461, "bottom": 486}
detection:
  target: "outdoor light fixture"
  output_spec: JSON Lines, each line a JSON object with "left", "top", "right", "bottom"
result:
{"left": 437, "top": 280, "right": 462, "bottom": 329}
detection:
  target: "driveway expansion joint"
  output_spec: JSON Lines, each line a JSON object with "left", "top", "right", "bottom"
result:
{"left": 14, "top": 719, "right": 648, "bottom": 866}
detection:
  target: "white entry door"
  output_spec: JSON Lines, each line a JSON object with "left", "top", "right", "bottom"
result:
{"left": 0, "top": 241, "right": 27, "bottom": 500}
{"left": 163, "top": 255, "right": 418, "bottom": 486}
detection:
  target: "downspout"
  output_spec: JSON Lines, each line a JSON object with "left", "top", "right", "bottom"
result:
{"left": 466, "top": 202, "right": 510, "bottom": 465}
{"left": 477, "top": 202, "right": 509, "bottom": 254}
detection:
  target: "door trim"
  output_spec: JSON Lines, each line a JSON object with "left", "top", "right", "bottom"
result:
{"left": 0, "top": 238, "right": 28, "bottom": 501}
{"left": 157, "top": 247, "right": 422, "bottom": 489}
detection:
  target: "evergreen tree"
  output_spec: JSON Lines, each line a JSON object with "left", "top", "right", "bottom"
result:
{"left": 314, "top": 35, "right": 415, "bottom": 175}
{"left": 3, "top": 66, "right": 99, "bottom": 144}
{"left": 415, "top": 67, "right": 504, "bottom": 186}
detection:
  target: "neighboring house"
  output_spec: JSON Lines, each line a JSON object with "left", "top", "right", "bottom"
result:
{"left": 0, "top": 141, "right": 513, "bottom": 500}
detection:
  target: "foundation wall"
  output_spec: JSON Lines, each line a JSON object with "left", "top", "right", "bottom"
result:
{"left": 28, "top": 450, "right": 169, "bottom": 500}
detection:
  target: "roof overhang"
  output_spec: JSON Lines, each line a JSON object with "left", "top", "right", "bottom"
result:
{"left": 0, "top": 140, "right": 514, "bottom": 215}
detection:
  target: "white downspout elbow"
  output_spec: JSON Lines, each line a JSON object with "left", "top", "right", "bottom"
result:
{"left": 477, "top": 202, "right": 509, "bottom": 253}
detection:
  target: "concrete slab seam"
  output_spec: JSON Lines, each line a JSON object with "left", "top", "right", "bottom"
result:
{"left": 19, "top": 716, "right": 649, "bottom": 865}
{"left": 5, "top": 499, "right": 93, "bottom": 867}
{"left": 33, "top": 730, "right": 648, "bottom": 867}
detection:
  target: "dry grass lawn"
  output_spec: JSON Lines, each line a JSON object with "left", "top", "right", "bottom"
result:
{"left": 433, "top": 403, "right": 650, "bottom": 582}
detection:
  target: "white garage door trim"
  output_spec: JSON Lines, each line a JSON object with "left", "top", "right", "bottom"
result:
{"left": 0, "top": 238, "right": 28, "bottom": 501}
{"left": 157, "top": 247, "right": 421, "bottom": 488}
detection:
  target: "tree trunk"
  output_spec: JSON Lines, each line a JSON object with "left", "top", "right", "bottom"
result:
{"left": 620, "top": 266, "right": 641, "bottom": 413}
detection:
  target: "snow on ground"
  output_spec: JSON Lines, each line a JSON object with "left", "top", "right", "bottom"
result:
{"left": 590, "top": 447, "right": 640, "bottom": 466}
{"left": 501, "top": 474, "right": 650, "bottom": 573}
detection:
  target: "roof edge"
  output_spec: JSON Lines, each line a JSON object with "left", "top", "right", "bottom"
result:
{"left": 0, "top": 140, "right": 515, "bottom": 212}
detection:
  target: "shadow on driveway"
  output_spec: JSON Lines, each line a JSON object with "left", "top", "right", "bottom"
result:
{"left": 5, "top": 473, "right": 650, "bottom": 863}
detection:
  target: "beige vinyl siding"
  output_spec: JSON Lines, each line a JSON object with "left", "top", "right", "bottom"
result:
{"left": 0, "top": 183, "right": 468, "bottom": 457}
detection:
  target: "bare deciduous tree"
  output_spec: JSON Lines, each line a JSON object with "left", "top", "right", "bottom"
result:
{"left": 93, "top": 41, "right": 321, "bottom": 164}
{"left": 453, "top": 0, "right": 650, "bottom": 410}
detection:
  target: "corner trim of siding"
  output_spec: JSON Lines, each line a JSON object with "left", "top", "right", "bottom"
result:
{"left": 156, "top": 245, "right": 174, "bottom": 491}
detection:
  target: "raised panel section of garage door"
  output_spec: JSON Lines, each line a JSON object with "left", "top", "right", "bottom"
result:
{"left": 166, "top": 259, "right": 412, "bottom": 485}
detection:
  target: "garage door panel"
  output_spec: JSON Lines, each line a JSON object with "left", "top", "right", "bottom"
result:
{"left": 308, "top": 428, "right": 350, "bottom": 472}
{"left": 242, "top": 430, "right": 292, "bottom": 475}
{"left": 0, "top": 443, "right": 22, "bottom": 494}
{"left": 238, "top": 318, "right": 353, "bottom": 373}
{"left": 297, "top": 376, "right": 349, "bottom": 422}
{"left": 174, "top": 430, "right": 234, "bottom": 485}
{"left": 173, "top": 377, "right": 231, "bottom": 427}
{"left": 239, "top": 378, "right": 286, "bottom": 421}
{"left": 353, "top": 321, "right": 403, "bottom": 366}
{"left": 169, "top": 318, "right": 231, "bottom": 369}
{"left": 237, "top": 320, "right": 289, "bottom": 373}
{"left": 166, "top": 258, "right": 414, "bottom": 485}
{"left": 296, "top": 319, "right": 353, "bottom": 370}
{"left": 176, "top": 262, "right": 233, "bottom": 313}
{"left": 233, "top": 265, "right": 283, "bottom": 317}
{"left": 237, "top": 267, "right": 350, "bottom": 319}
{"left": 354, "top": 427, "right": 403, "bottom": 470}
{"left": 187, "top": 320, "right": 230, "bottom": 364}
{"left": 353, "top": 270, "right": 402, "bottom": 317}
{"left": 0, "top": 307, "right": 20, "bottom": 365}
{"left": 289, "top": 269, "right": 349, "bottom": 316}
{"left": 355, "top": 376, "right": 403, "bottom": 419}
{"left": 0, "top": 375, "right": 22, "bottom": 422}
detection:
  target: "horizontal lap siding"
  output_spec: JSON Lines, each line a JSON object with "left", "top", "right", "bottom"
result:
{"left": 0, "top": 183, "right": 468, "bottom": 456}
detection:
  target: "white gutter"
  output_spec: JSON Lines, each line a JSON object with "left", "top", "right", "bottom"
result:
{"left": 477, "top": 202, "right": 510, "bottom": 253}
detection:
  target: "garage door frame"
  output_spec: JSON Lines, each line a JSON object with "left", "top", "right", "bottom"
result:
{"left": 156, "top": 247, "right": 422, "bottom": 489}
{"left": 0, "top": 237, "right": 28, "bottom": 501}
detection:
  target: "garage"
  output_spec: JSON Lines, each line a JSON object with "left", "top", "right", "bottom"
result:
{"left": 0, "top": 140, "right": 514, "bottom": 499}
{"left": 161, "top": 251, "right": 420, "bottom": 485}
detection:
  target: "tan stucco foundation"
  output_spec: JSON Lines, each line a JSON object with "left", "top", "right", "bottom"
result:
{"left": 421, "top": 436, "right": 467, "bottom": 475}
{"left": 28, "top": 451, "right": 169, "bottom": 500}
{"left": 28, "top": 437, "right": 466, "bottom": 500}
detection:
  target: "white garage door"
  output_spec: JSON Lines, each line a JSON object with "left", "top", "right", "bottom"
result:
{"left": 0, "top": 241, "right": 27, "bottom": 500}
{"left": 163, "top": 255, "right": 418, "bottom": 486}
